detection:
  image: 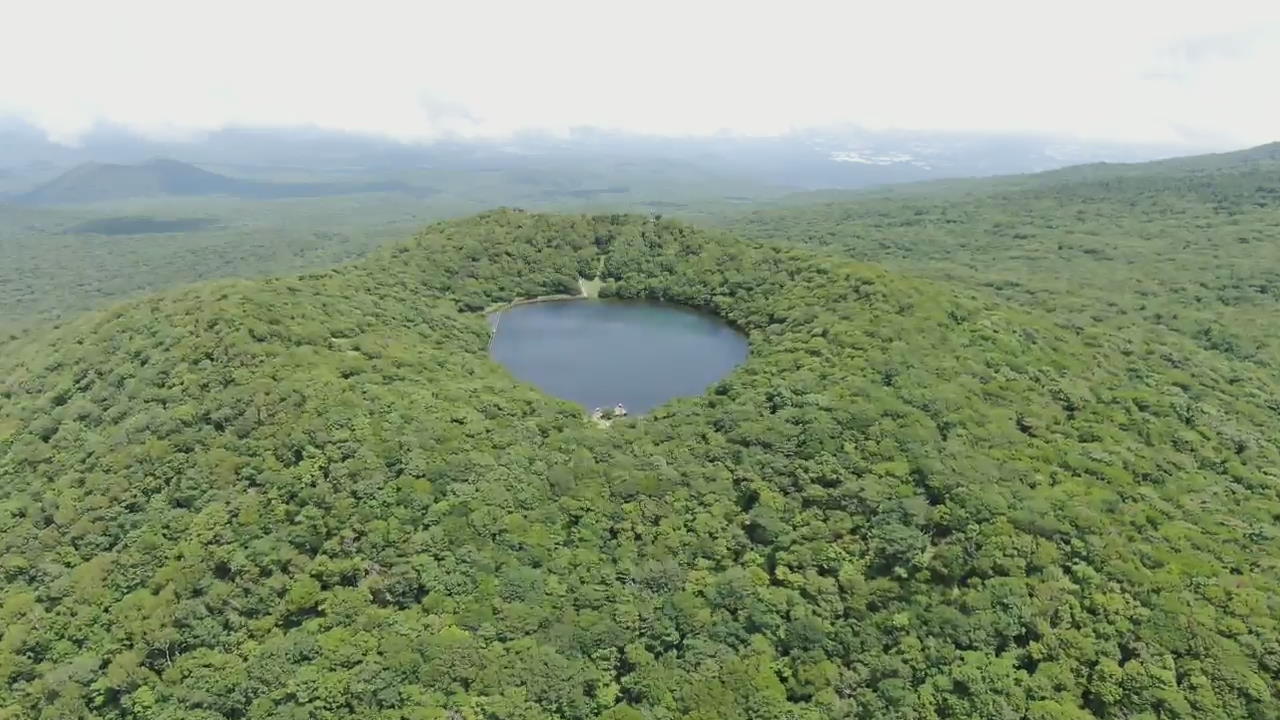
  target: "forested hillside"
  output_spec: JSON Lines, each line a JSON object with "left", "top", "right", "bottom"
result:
{"left": 729, "top": 142, "right": 1280, "bottom": 368}
{"left": 1, "top": 211, "right": 1278, "bottom": 719}
{"left": 0, "top": 157, "right": 777, "bottom": 338}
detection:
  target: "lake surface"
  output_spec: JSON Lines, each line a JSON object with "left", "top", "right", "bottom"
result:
{"left": 489, "top": 299, "right": 748, "bottom": 414}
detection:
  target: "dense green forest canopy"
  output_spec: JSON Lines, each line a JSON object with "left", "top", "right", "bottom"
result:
{"left": 0, "top": 197, "right": 431, "bottom": 338}
{"left": 729, "top": 142, "right": 1280, "bottom": 368}
{"left": 1, "top": 210, "right": 1278, "bottom": 719}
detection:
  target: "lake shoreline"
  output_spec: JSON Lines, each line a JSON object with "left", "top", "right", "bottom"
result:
{"left": 487, "top": 296, "right": 748, "bottom": 418}
{"left": 483, "top": 276, "right": 603, "bottom": 316}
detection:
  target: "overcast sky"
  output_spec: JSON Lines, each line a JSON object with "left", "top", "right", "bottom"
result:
{"left": 4, "top": 0, "right": 1278, "bottom": 147}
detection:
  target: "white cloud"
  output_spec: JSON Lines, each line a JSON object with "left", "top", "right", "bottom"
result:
{"left": 2, "top": 0, "right": 1278, "bottom": 146}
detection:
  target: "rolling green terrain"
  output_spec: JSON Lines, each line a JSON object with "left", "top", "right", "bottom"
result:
{"left": 0, "top": 160, "right": 782, "bottom": 338}
{"left": 0, "top": 196, "right": 431, "bottom": 338}
{"left": 727, "top": 142, "right": 1280, "bottom": 368}
{"left": 65, "top": 217, "right": 223, "bottom": 236}
{"left": 2, "top": 209, "right": 1279, "bottom": 718}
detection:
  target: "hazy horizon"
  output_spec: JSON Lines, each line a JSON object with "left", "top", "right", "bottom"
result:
{"left": 4, "top": 0, "right": 1278, "bottom": 149}
{"left": 1, "top": 116, "right": 1243, "bottom": 153}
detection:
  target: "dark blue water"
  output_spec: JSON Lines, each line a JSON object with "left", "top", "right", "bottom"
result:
{"left": 489, "top": 299, "right": 748, "bottom": 414}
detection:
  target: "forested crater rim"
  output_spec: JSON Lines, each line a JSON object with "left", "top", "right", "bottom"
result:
{"left": 3, "top": 209, "right": 1279, "bottom": 718}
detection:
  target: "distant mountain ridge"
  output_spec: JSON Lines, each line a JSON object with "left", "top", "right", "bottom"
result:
{"left": 16, "top": 158, "right": 422, "bottom": 204}
{"left": 0, "top": 118, "right": 1217, "bottom": 193}
{"left": 745, "top": 140, "right": 1280, "bottom": 208}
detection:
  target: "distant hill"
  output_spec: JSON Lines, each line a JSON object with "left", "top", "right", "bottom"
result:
{"left": 728, "top": 140, "right": 1280, "bottom": 367}
{"left": 16, "top": 158, "right": 423, "bottom": 204}
{"left": 733, "top": 140, "right": 1280, "bottom": 207}
{"left": 1014, "top": 140, "right": 1280, "bottom": 185}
